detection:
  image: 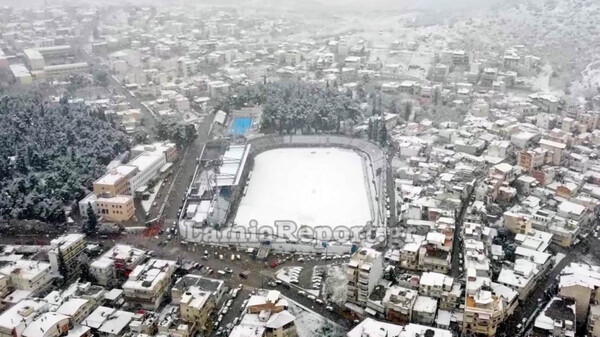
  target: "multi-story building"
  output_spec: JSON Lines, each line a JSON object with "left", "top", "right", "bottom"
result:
{"left": 347, "top": 248, "right": 384, "bottom": 307}
{"left": 23, "top": 49, "right": 45, "bottom": 70}
{"left": 497, "top": 259, "right": 539, "bottom": 300}
{"left": 559, "top": 263, "right": 600, "bottom": 322}
{"left": 0, "top": 260, "right": 53, "bottom": 293}
{"left": 93, "top": 166, "right": 138, "bottom": 197}
{"left": 172, "top": 274, "right": 226, "bottom": 304}
{"left": 419, "top": 272, "right": 453, "bottom": 299}
{"left": 43, "top": 62, "right": 89, "bottom": 79}
{"left": 0, "top": 299, "right": 49, "bottom": 337}
{"left": 180, "top": 287, "right": 215, "bottom": 332}
{"left": 412, "top": 295, "right": 437, "bottom": 325}
{"left": 82, "top": 306, "right": 135, "bottom": 337}
{"left": 503, "top": 211, "right": 532, "bottom": 235}
{"left": 532, "top": 296, "right": 576, "bottom": 337}
{"left": 347, "top": 319, "right": 452, "bottom": 337}
{"left": 576, "top": 111, "right": 600, "bottom": 132}
{"left": 96, "top": 195, "right": 135, "bottom": 223}
{"left": 207, "top": 80, "right": 230, "bottom": 98}
{"left": 89, "top": 244, "right": 147, "bottom": 286}
{"left": 381, "top": 286, "right": 418, "bottom": 324}
{"left": 539, "top": 139, "right": 566, "bottom": 166}
{"left": 56, "top": 297, "right": 96, "bottom": 324}
{"left": 589, "top": 304, "right": 600, "bottom": 337}
{"left": 518, "top": 147, "right": 550, "bottom": 172}
{"left": 0, "top": 274, "right": 9, "bottom": 298}
{"left": 229, "top": 290, "right": 298, "bottom": 337}
{"left": 399, "top": 235, "right": 425, "bottom": 270}
{"left": 127, "top": 152, "right": 167, "bottom": 195}
{"left": 463, "top": 287, "right": 505, "bottom": 337}
{"left": 21, "top": 312, "right": 71, "bottom": 337}
{"left": 417, "top": 232, "right": 452, "bottom": 274}
{"left": 130, "top": 142, "right": 178, "bottom": 163}
{"left": 122, "top": 259, "right": 176, "bottom": 310}
{"left": 48, "top": 233, "right": 86, "bottom": 278}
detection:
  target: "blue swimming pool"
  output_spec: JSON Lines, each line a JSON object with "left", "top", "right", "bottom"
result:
{"left": 230, "top": 117, "right": 253, "bottom": 135}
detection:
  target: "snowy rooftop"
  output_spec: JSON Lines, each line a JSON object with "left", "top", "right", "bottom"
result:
{"left": 216, "top": 145, "right": 250, "bottom": 187}
{"left": 83, "top": 306, "right": 134, "bottom": 335}
{"left": 347, "top": 318, "right": 404, "bottom": 337}
{"left": 0, "top": 260, "right": 51, "bottom": 281}
{"left": 22, "top": 312, "right": 69, "bottom": 337}
{"left": 0, "top": 299, "right": 47, "bottom": 332}
{"left": 56, "top": 298, "right": 89, "bottom": 317}
{"left": 534, "top": 297, "right": 575, "bottom": 332}
{"left": 413, "top": 295, "right": 437, "bottom": 314}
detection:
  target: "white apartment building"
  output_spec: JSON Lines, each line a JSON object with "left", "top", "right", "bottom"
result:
{"left": 122, "top": 259, "right": 176, "bottom": 310}
{"left": 0, "top": 299, "right": 49, "bottom": 337}
{"left": 21, "top": 312, "right": 71, "bottom": 337}
{"left": 48, "top": 233, "right": 86, "bottom": 278}
{"left": 412, "top": 295, "right": 438, "bottom": 325}
{"left": 0, "top": 260, "right": 53, "bottom": 293}
{"left": 126, "top": 152, "right": 167, "bottom": 195}
{"left": 497, "top": 259, "right": 540, "bottom": 300}
{"left": 347, "top": 248, "right": 384, "bottom": 307}
{"left": 180, "top": 286, "right": 215, "bottom": 332}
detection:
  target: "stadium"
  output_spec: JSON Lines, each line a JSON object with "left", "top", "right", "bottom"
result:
{"left": 179, "top": 134, "right": 387, "bottom": 254}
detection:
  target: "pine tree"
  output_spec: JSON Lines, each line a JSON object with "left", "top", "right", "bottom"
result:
{"left": 378, "top": 121, "right": 388, "bottom": 147}
{"left": 57, "top": 247, "right": 68, "bottom": 281}
{"left": 85, "top": 203, "right": 98, "bottom": 236}
{"left": 404, "top": 102, "right": 412, "bottom": 121}
{"left": 367, "top": 119, "right": 374, "bottom": 140}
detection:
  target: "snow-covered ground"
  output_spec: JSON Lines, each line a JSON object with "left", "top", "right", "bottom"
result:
{"left": 235, "top": 148, "right": 372, "bottom": 230}
{"left": 324, "top": 264, "right": 348, "bottom": 306}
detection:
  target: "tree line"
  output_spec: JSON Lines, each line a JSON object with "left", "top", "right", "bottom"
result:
{"left": 0, "top": 93, "right": 129, "bottom": 223}
{"left": 215, "top": 81, "right": 363, "bottom": 135}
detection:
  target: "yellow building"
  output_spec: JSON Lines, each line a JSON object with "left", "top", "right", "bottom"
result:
{"left": 93, "top": 166, "right": 137, "bottom": 197}
{"left": 463, "top": 289, "right": 504, "bottom": 337}
{"left": 96, "top": 195, "right": 135, "bottom": 222}
{"left": 180, "top": 287, "right": 215, "bottom": 332}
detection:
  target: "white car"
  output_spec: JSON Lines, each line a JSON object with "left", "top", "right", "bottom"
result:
{"left": 298, "top": 291, "right": 306, "bottom": 296}
{"left": 326, "top": 306, "right": 334, "bottom": 311}
{"left": 316, "top": 299, "right": 324, "bottom": 305}
{"left": 307, "top": 295, "right": 317, "bottom": 301}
